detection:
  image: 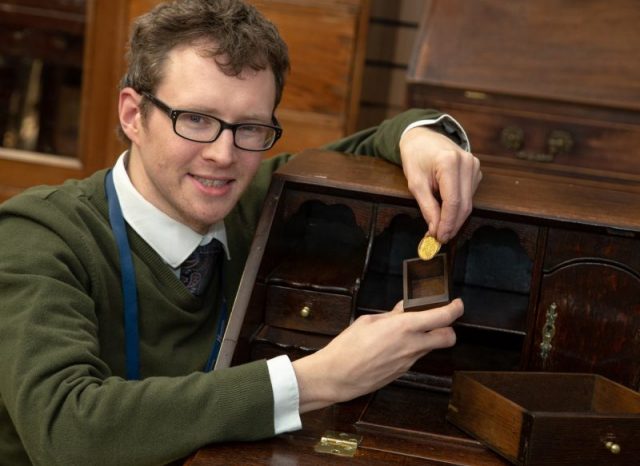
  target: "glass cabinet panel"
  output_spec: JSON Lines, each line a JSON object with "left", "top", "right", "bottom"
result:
{"left": 0, "top": 0, "right": 86, "bottom": 158}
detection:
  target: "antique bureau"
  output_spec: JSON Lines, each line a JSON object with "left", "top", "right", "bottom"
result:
{"left": 186, "top": 1, "right": 640, "bottom": 463}
{"left": 186, "top": 148, "right": 640, "bottom": 465}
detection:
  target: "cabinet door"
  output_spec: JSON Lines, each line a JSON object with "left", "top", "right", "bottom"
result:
{"left": 530, "top": 261, "right": 640, "bottom": 389}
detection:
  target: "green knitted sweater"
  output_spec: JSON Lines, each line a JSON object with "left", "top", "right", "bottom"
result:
{"left": 0, "top": 109, "right": 445, "bottom": 465}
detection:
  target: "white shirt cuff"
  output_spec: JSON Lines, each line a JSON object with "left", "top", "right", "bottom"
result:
{"left": 401, "top": 114, "right": 471, "bottom": 152}
{"left": 267, "top": 355, "right": 302, "bottom": 434}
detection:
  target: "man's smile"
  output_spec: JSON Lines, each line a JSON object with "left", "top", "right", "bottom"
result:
{"left": 191, "top": 174, "right": 232, "bottom": 188}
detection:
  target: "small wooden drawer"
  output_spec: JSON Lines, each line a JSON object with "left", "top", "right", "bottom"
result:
{"left": 544, "top": 227, "right": 640, "bottom": 273}
{"left": 447, "top": 371, "right": 640, "bottom": 465}
{"left": 403, "top": 254, "right": 450, "bottom": 311}
{"left": 265, "top": 285, "right": 353, "bottom": 336}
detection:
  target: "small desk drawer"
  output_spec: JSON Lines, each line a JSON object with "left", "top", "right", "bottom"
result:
{"left": 408, "top": 85, "right": 640, "bottom": 178}
{"left": 436, "top": 104, "right": 640, "bottom": 176}
{"left": 265, "top": 285, "right": 353, "bottom": 336}
{"left": 412, "top": 99, "right": 640, "bottom": 175}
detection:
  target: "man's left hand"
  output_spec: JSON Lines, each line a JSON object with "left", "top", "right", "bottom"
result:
{"left": 399, "top": 126, "right": 482, "bottom": 243}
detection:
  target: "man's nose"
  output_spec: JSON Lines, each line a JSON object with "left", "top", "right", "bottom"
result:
{"left": 201, "top": 128, "right": 235, "bottom": 165}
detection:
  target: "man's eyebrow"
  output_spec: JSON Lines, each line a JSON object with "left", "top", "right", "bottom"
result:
{"left": 225, "top": 115, "right": 274, "bottom": 125}
{"left": 180, "top": 105, "right": 272, "bottom": 123}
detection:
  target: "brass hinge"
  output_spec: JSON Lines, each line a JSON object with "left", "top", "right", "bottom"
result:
{"left": 314, "top": 431, "right": 362, "bottom": 457}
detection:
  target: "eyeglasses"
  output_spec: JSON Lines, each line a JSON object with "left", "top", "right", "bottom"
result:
{"left": 142, "top": 92, "right": 283, "bottom": 151}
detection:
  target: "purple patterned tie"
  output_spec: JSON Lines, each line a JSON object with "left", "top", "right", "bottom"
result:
{"left": 180, "top": 239, "right": 223, "bottom": 296}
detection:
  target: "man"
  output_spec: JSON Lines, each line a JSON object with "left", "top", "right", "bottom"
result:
{"left": 0, "top": 0, "right": 481, "bottom": 464}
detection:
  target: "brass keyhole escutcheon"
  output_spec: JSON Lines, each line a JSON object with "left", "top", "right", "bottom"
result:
{"left": 539, "top": 302, "right": 558, "bottom": 361}
{"left": 300, "top": 306, "right": 311, "bottom": 318}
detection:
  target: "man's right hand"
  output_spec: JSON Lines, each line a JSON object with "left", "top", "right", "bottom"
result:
{"left": 292, "top": 298, "right": 464, "bottom": 413}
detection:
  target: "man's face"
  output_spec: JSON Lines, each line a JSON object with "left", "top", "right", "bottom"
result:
{"left": 126, "top": 44, "right": 277, "bottom": 233}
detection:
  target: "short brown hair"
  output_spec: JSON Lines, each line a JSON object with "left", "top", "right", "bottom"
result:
{"left": 118, "top": 0, "right": 290, "bottom": 142}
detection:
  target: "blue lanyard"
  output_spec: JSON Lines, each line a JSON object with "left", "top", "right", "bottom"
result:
{"left": 104, "top": 170, "right": 227, "bottom": 379}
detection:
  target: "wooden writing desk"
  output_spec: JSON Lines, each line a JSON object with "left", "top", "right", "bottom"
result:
{"left": 187, "top": 2, "right": 640, "bottom": 461}
{"left": 186, "top": 150, "right": 640, "bottom": 465}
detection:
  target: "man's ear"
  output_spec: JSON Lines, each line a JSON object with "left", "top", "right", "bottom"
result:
{"left": 119, "top": 88, "right": 143, "bottom": 144}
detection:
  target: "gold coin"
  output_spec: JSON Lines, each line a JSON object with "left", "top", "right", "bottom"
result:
{"left": 417, "top": 235, "right": 441, "bottom": 261}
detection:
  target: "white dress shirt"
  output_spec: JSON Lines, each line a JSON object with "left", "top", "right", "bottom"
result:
{"left": 403, "top": 114, "right": 471, "bottom": 152}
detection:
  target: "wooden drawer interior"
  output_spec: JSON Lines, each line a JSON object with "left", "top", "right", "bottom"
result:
{"left": 447, "top": 372, "right": 640, "bottom": 465}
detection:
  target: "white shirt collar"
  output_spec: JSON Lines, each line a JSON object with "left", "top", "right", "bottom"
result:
{"left": 112, "top": 152, "right": 230, "bottom": 269}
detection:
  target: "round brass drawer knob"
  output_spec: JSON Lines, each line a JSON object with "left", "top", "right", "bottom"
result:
{"left": 300, "top": 306, "right": 311, "bottom": 318}
{"left": 605, "top": 441, "right": 621, "bottom": 454}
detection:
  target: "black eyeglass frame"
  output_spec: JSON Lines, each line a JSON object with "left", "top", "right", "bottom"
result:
{"left": 142, "top": 92, "right": 283, "bottom": 151}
